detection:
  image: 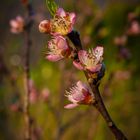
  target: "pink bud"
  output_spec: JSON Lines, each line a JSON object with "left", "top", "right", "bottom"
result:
{"left": 39, "top": 20, "right": 51, "bottom": 33}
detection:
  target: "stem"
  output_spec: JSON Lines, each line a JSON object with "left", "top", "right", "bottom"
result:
{"left": 67, "top": 30, "right": 128, "bottom": 140}
{"left": 89, "top": 83, "right": 127, "bottom": 140}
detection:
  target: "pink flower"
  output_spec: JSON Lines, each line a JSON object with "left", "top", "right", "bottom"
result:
{"left": 127, "top": 21, "right": 140, "bottom": 35}
{"left": 46, "top": 35, "right": 71, "bottom": 61}
{"left": 73, "top": 46, "right": 104, "bottom": 73}
{"left": 39, "top": 8, "right": 76, "bottom": 35}
{"left": 64, "top": 81, "right": 94, "bottom": 109}
{"left": 10, "top": 16, "right": 24, "bottom": 34}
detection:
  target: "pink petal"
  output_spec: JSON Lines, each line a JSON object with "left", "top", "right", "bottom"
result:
{"left": 77, "top": 81, "right": 89, "bottom": 91}
{"left": 93, "top": 46, "right": 103, "bottom": 59}
{"left": 78, "top": 50, "right": 87, "bottom": 64}
{"left": 72, "top": 92, "right": 84, "bottom": 101}
{"left": 69, "top": 13, "right": 76, "bottom": 24}
{"left": 67, "top": 95, "right": 78, "bottom": 103}
{"left": 10, "top": 20, "right": 19, "bottom": 28}
{"left": 16, "top": 16, "right": 24, "bottom": 23}
{"left": 73, "top": 61, "right": 84, "bottom": 70}
{"left": 68, "top": 26, "right": 73, "bottom": 33}
{"left": 88, "top": 64, "right": 102, "bottom": 72}
{"left": 48, "top": 40, "right": 54, "bottom": 49}
{"left": 57, "top": 36, "right": 68, "bottom": 50}
{"left": 64, "top": 103, "right": 78, "bottom": 109}
{"left": 131, "top": 21, "right": 140, "bottom": 34}
{"left": 46, "top": 54, "right": 62, "bottom": 62}
{"left": 56, "top": 8, "right": 66, "bottom": 17}
{"left": 50, "top": 32, "right": 60, "bottom": 36}
{"left": 10, "top": 28, "right": 18, "bottom": 34}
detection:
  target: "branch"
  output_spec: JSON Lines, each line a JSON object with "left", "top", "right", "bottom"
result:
{"left": 67, "top": 30, "right": 128, "bottom": 140}
{"left": 90, "top": 84, "right": 127, "bottom": 140}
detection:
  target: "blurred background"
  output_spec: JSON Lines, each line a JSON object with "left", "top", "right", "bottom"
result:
{"left": 0, "top": 0, "right": 140, "bottom": 140}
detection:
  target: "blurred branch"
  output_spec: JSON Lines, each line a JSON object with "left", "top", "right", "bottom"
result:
{"left": 22, "top": 0, "right": 34, "bottom": 139}
{"left": 67, "top": 30, "right": 128, "bottom": 140}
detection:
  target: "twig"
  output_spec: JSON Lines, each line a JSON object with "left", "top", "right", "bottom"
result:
{"left": 67, "top": 30, "right": 128, "bottom": 140}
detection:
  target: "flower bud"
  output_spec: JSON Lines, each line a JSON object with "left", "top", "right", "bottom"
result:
{"left": 39, "top": 20, "right": 51, "bottom": 33}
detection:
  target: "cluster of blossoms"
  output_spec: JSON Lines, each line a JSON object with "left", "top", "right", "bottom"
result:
{"left": 39, "top": 8, "right": 76, "bottom": 61}
{"left": 39, "top": 8, "right": 104, "bottom": 108}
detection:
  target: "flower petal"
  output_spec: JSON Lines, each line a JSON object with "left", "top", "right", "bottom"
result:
{"left": 88, "top": 64, "right": 102, "bottom": 73}
{"left": 16, "top": 16, "right": 24, "bottom": 23}
{"left": 11, "top": 28, "right": 19, "bottom": 34}
{"left": 73, "top": 61, "right": 84, "bottom": 70}
{"left": 57, "top": 36, "right": 68, "bottom": 50}
{"left": 69, "top": 13, "right": 76, "bottom": 24}
{"left": 77, "top": 81, "right": 89, "bottom": 91}
{"left": 64, "top": 103, "right": 78, "bottom": 109}
{"left": 93, "top": 46, "right": 103, "bottom": 61}
{"left": 78, "top": 50, "right": 88, "bottom": 64}
{"left": 56, "top": 8, "right": 66, "bottom": 17}
{"left": 10, "top": 20, "right": 19, "bottom": 28}
{"left": 67, "top": 95, "right": 78, "bottom": 103}
{"left": 46, "top": 54, "right": 62, "bottom": 62}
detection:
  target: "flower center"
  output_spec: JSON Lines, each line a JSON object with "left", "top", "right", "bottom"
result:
{"left": 51, "top": 16, "right": 71, "bottom": 35}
